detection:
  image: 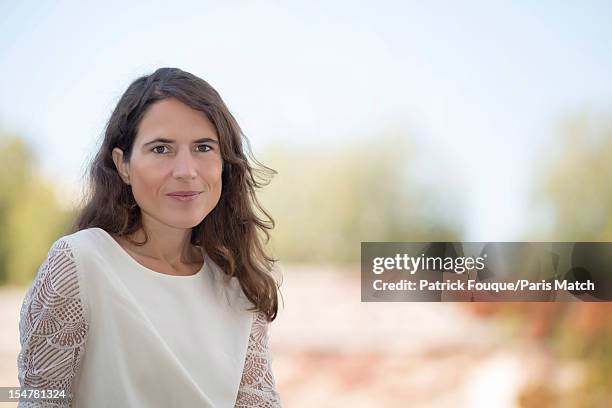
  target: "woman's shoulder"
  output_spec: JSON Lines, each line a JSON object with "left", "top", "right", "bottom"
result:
{"left": 45, "top": 227, "right": 112, "bottom": 273}
{"left": 40, "top": 228, "right": 115, "bottom": 300}
{"left": 53, "top": 227, "right": 106, "bottom": 252}
{"left": 206, "top": 256, "right": 239, "bottom": 287}
{"left": 206, "top": 256, "right": 256, "bottom": 310}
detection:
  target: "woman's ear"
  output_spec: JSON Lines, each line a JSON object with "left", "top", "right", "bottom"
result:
{"left": 112, "top": 147, "right": 131, "bottom": 185}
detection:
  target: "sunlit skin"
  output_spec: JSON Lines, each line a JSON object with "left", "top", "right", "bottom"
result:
{"left": 111, "top": 97, "right": 223, "bottom": 276}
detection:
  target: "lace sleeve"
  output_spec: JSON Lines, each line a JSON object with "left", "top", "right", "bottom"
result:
{"left": 235, "top": 311, "right": 282, "bottom": 408}
{"left": 17, "top": 239, "right": 89, "bottom": 407}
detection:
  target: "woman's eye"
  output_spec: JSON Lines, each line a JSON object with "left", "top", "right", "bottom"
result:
{"left": 151, "top": 145, "right": 211, "bottom": 154}
{"left": 152, "top": 146, "right": 169, "bottom": 154}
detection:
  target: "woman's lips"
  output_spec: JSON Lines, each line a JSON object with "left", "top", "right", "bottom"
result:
{"left": 167, "top": 192, "right": 201, "bottom": 202}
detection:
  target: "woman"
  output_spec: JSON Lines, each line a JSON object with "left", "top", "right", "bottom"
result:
{"left": 17, "top": 67, "right": 283, "bottom": 407}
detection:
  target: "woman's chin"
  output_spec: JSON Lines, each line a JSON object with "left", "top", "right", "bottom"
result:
{"left": 161, "top": 215, "right": 206, "bottom": 230}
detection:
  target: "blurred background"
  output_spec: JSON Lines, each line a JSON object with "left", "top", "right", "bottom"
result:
{"left": 0, "top": 1, "right": 610, "bottom": 406}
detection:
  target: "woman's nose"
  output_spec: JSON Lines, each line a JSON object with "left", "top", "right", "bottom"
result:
{"left": 172, "top": 149, "right": 197, "bottom": 179}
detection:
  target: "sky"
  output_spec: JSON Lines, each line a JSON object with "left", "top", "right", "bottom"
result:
{"left": 1, "top": 0, "right": 611, "bottom": 241}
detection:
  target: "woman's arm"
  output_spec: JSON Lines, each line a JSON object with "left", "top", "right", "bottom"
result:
{"left": 17, "top": 239, "right": 89, "bottom": 407}
{"left": 235, "top": 311, "right": 282, "bottom": 407}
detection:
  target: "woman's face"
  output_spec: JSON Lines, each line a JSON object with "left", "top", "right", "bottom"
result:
{"left": 112, "top": 97, "right": 223, "bottom": 230}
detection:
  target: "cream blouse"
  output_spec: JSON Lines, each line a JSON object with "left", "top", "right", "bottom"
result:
{"left": 17, "top": 227, "right": 282, "bottom": 407}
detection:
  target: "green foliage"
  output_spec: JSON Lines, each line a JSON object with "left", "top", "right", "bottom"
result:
{"left": 520, "top": 112, "right": 612, "bottom": 404}
{"left": 0, "top": 133, "right": 73, "bottom": 286}
{"left": 529, "top": 113, "right": 612, "bottom": 241}
{"left": 257, "top": 131, "right": 462, "bottom": 264}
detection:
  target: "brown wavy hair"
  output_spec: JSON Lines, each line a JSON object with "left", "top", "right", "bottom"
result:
{"left": 72, "top": 67, "right": 281, "bottom": 322}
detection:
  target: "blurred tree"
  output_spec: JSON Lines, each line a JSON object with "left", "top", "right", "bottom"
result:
{"left": 0, "top": 133, "right": 73, "bottom": 286}
{"left": 529, "top": 112, "right": 612, "bottom": 241}
{"left": 491, "top": 112, "right": 612, "bottom": 406}
{"left": 257, "top": 129, "right": 463, "bottom": 264}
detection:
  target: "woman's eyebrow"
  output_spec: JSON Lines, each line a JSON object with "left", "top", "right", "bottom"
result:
{"left": 143, "top": 137, "right": 219, "bottom": 146}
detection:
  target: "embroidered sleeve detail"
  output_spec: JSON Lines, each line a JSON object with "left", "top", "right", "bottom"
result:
{"left": 235, "top": 312, "right": 282, "bottom": 408}
{"left": 17, "top": 239, "right": 89, "bottom": 407}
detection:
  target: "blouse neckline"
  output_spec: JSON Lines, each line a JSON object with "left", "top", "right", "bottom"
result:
{"left": 92, "top": 227, "right": 207, "bottom": 280}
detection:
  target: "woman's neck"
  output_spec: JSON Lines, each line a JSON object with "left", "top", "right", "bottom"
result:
{"left": 120, "top": 222, "right": 201, "bottom": 267}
